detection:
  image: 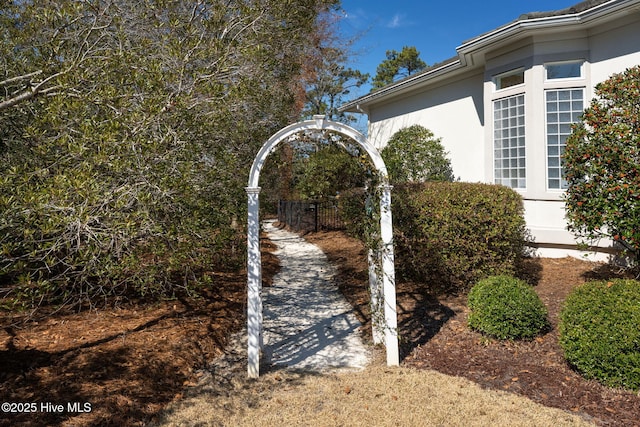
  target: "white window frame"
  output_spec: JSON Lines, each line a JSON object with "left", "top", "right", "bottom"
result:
{"left": 493, "top": 93, "right": 526, "bottom": 189}
{"left": 544, "top": 60, "right": 584, "bottom": 82}
{"left": 544, "top": 88, "right": 585, "bottom": 191}
{"left": 494, "top": 68, "right": 525, "bottom": 92}
{"left": 543, "top": 59, "right": 587, "bottom": 192}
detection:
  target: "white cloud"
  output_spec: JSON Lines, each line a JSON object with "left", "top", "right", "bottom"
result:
{"left": 387, "top": 13, "right": 405, "bottom": 28}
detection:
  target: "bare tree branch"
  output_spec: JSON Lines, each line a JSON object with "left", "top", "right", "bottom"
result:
{"left": 0, "top": 70, "right": 44, "bottom": 88}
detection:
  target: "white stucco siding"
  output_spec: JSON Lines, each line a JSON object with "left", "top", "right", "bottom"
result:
{"left": 588, "top": 16, "right": 640, "bottom": 85}
{"left": 523, "top": 199, "right": 574, "bottom": 245}
{"left": 367, "top": 71, "right": 485, "bottom": 182}
{"left": 523, "top": 198, "right": 614, "bottom": 260}
{"left": 479, "top": 21, "right": 639, "bottom": 257}
{"left": 350, "top": 4, "right": 640, "bottom": 259}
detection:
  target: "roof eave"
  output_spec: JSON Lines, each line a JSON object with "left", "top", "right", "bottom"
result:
{"left": 339, "top": 59, "right": 463, "bottom": 113}
{"left": 340, "top": 0, "right": 636, "bottom": 114}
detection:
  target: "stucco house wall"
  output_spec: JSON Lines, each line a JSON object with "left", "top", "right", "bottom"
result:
{"left": 341, "top": 0, "right": 640, "bottom": 259}
{"left": 368, "top": 70, "right": 486, "bottom": 182}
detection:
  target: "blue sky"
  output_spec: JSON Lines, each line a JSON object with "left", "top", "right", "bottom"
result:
{"left": 339, "top": 0, "right": 580, "bottom": 96}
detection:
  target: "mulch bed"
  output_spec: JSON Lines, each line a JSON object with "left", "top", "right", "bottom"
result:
{"left": 305, "top": 230, "right": 640, "bottom": 427}
{"left": 0, "top": 235, "right": 279, "bottom": 427}
{"left": 0, "top": 275, "right": 246, "bottom": 427}
{"left": 1, "top": 228, "right": 639, "bottom": 426}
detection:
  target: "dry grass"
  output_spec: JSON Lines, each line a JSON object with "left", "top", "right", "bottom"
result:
{"left": 155, "top": 355, "right": 595, "bottom": 427}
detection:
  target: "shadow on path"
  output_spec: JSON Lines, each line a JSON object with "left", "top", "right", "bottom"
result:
{"left": 261, "top": 220, "right": 370, "bottom": 372}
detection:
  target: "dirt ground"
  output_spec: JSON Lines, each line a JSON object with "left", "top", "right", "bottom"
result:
{"left": 1, "top": 229, "right": 639, "bottom": 426}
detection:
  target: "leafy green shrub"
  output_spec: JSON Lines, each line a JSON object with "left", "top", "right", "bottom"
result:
{"left": 381, "top": 125, "right": 454, "bottom": 183}
{"left": 559, "top": 279, "right": 640, "bottom": 390}
{"left": 339, "top": 182, "right": 529, "bottom": 294}
{"left": 294, "top": 141, "right": 371, "bottom": 200}
{"left": 564, "top": 65, "right": 640, "bottom": 263}
{"left": 338, "top": 187, "right": 370, "bottom": 240}
{"left": 0, "top": 1, "right": 331, "bottom": 311}
{"left": 467, "top": 275, "right": 548, "bottom": 340}
{"left": 392, "top": 182, "right": 528, "bottom": 293}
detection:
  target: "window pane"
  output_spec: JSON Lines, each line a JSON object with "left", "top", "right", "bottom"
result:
{"left": 493, "top": 94, "right": 525, "bottom": 189}
{"left": 571, "top": 89, "right": 584, "bottom": 98}
{"left": 496, "top": 70, "right": 524, "bottom": 90}
{"left": 546, "top": 88, "right": 584, "bottom": 189}
{"left": 546, "top": 62, "right": 582, "bottom": 79}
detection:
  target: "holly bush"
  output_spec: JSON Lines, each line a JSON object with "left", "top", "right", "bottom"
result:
{"left": 338, "top": 182, "right": 528, "bottom": 293}
{"left": 564, "top": 65, "right": 640, "bottom": 262}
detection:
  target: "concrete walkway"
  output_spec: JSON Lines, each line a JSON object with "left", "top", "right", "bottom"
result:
{"left": 261, "top": 220, "right": 370, "bottom": 372}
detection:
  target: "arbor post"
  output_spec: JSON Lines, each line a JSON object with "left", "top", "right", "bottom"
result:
{"left": 368, "top": 249, "right": 384, "bottom": 344}
{"left": 379, "top": 184, "right": 399, "bottom": 365}
{"left": 246, "top": 186, "right": 262, "bottom": 378}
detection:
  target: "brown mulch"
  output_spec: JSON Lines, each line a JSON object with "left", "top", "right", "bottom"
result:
{"left": 1, "top": 228, "right": 639, "bottom": 426}
{"left": 0, "top": 236, "right": 279, "bottom": 427}
{"left": 305, "top": 230, "right": 640, "bottom": 427}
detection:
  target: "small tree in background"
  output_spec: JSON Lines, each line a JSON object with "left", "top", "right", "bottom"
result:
{"left": 302, "top": 46, "right": 369, "bottom": 124}
{"left": 293, "top": 135, "right": 373, "bottom": 200}
{"left": 381, "top": 125, "right": 454, "bottom": 183}
{"left": 371, "top": 46, "right": 427, "bottom": 90}
{"left": 563, "top": 65, "right": 640, "bottom": 263}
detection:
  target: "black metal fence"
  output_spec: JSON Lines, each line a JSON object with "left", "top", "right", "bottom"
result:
{"left": 277, "top": 199, "right": 344, "bottom": 233}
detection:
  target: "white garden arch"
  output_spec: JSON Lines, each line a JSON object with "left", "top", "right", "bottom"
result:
{"left": 246, "top": 115, "right": 398, "bottom": 378}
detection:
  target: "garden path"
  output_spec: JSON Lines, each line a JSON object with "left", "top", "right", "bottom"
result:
{"left": 260, "top": 220, "right": 370, "bottom": 372}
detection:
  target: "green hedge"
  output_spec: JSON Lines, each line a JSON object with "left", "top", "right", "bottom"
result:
{"left": 393, "top": 182, "right": 528, "bottom": 293}
{"left": 559, "top": 279, "right": 640, "bottom": 391}
{"left": 339, "top": 182, "right": 528, "bottom": 293}
{"left": 468, "top": 275, "right": 549, "bottom": 340}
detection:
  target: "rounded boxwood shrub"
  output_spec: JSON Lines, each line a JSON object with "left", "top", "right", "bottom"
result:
{"left": 468, "top": 275, "right": 549, "bottom": 340}
{"left": 559, "top": 279, "right": 640, "bottom": 391}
